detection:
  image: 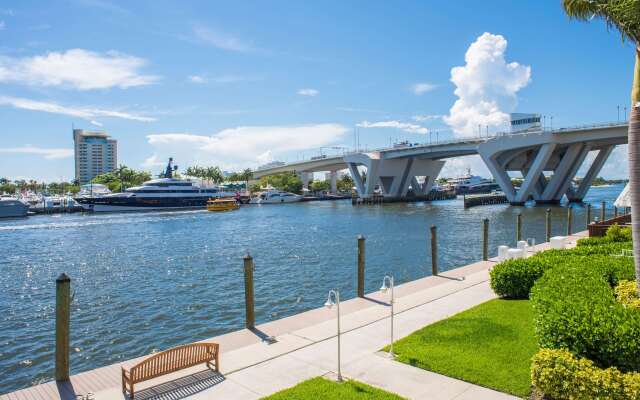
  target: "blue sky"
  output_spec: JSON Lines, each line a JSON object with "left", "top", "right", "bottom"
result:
{"left": 0, "top": 0, "right": 634, "bottom": 181}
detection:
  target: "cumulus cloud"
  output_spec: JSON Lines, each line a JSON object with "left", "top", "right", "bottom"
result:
{"left": 443, "top": 32, "right": 531, "bottom": 137}
{"left": 357, "top": 120, "right": 428, "bottom": 134}
{"left": 193, "top": 25, "right": 257, "bottom": 53}
{"left": 0, "top": 146, "right": 73, "bottom": 159}
{"left": 145, "top": 123, "right": 348, "bottom": 170}
{"left": 0, "top": 95, "right": 155, "bottom": 122}
{"left": 298, "top": 88, "right": 319, "bottom": 97}
{"left": 0, "top": 49, "right": 159, "bottom": 90}
{"left": 411, "top": 82, "right": 437, "bottom": 95}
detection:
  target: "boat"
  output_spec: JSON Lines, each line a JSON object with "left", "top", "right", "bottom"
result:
{"left": 0, "top": 197, "right": 29, "bottom": 218}
{"left": 207, "top": 198, "right": 240, "bottom": 212}
{"left": 250, "top": 189, "right": 303, "bottom": 204}
{"left": 77, "top": 183, "right": 112, "bottom": 198}
{"left": 445, "top": 169, "right": 500, "bottom": 195}
{"left": 74, "top": 158, "right": 237, "bottom": 212}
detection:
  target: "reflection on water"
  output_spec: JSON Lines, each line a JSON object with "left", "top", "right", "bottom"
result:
{"left": 0, "top": 184, "right": 624, "bottom": 393}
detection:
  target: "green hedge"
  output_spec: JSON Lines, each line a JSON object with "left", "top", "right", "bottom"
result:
{"left": 531, "top": 348, "right": 640, "bottom": 399}
{"left": 530, "top": 256, "right": 639, "bottom": 371}
{"left": 577, "top": 225, "right": 632, "bottom": 247}
{"left": 490, "top": 242, "right": 633, "bottom": 299}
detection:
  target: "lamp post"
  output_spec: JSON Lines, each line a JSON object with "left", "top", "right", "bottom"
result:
{"left": 380, "top": 275, "right": 395, "bottom": 358}
{"left": 324, "top": 289, "right": 342, "bottom": 382}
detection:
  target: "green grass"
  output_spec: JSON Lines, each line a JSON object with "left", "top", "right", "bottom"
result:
{"left": 389, "top": 299, "right": 537, "bottom": 398}
{"left": 261, "top": 377, "right": 406, "bottom": 399}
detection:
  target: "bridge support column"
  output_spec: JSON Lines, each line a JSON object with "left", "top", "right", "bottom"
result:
{"left": 347, "top": 163, "right": 365, "bottom": 196}
{"left": 329, "top": 171, "right": 338, "bottom": 194}
{"left": 513, "top": 143, "right": 556, "bottom": 204}
{"left": 401, "top": 159, "right": 445, "bottom": 196}
{"left": 299, "top": 172, "right": 312, "bottom": 191}
{"left": 556, "top": 144, "right": 591, "bottom": 202}
{"left": 479, "top": 150, "right": 517, "bottom": 203}
{"left": 567, "top": 145, "right": 614, "bottom": 202}
{"left": 538, "top": 143, "right": 583, "bottom": 203}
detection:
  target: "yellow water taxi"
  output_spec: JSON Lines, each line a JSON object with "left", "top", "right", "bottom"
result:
{"left": 207, "top": 198, "right": 240, "bottom": 212}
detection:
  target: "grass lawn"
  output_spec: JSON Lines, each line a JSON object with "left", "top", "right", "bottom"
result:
{"left": 261, "top": 377, "right": 406, "bottom": 399}
{"left": 389, "top": 299, "right": 536, "bottom": 398}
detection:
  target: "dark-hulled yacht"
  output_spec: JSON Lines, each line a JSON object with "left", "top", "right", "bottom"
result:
{"left": 75, "top": 158, "right": 237, "bottom": 212}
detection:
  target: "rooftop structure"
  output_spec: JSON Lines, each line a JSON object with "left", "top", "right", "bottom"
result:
{"left": 73, "top": 129, "right": 117, "bottom": 185}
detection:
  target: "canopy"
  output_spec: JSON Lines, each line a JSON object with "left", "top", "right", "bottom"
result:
{"left": 614, "top": 183, "right": 631, "bottom": 208}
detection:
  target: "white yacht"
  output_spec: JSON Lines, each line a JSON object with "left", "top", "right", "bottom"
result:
{"left": 77, "top": 183, "right": 112, "bottom": 197}
{"left": 445, "top": 170, "right": 499, "bottom": 194}
{"left": 75, "top": 158, "right": 237, "bottom": 212}
{"left": 0, "top": 197, "right": 29, "bottom": 218}
{"left": 250, "top": 189, "right": 303, "bottom": 204}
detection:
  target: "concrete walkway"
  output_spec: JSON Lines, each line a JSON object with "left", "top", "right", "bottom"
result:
{"left": 3, "top": 231, "right": 588, "bottom": 400}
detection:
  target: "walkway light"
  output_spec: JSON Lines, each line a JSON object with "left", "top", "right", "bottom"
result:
{"left": 324, "top": 289, "right": 342, "bottom": 382}
{"left": 380, "top": 275, "right": 395, "bottom": 358}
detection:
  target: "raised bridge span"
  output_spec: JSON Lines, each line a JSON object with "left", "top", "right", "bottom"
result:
{"left": 252, "top": 122, "right": 628, "bottom": 205}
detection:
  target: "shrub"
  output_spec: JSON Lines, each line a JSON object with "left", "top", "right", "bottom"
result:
{"left": 531, "top": 257, "right": 640, "bottom": 371}
{"left": 577, "top": 225, "right": 632, "bottom": 247}
{"left": 616, "top": 280, "right": 640, "bottom": 310}
{"left": 531, "top": 348, "right": 640, "bottom": 400}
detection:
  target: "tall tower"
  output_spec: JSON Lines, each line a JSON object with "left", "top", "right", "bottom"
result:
{"left": 73, "top": 129, "right": 117, "bottom": 184}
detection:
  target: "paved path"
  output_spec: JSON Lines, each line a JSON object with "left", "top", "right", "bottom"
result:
{"left": 4, "top": 231, "right": 588, "bottom": 400}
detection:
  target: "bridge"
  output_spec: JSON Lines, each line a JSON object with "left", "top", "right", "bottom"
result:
{"left": 253, "top": 122, "right": 628, "bottom": 205}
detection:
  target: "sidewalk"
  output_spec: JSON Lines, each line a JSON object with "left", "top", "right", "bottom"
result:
{"left": 3, "top": 231, "right": 588, "bottom": 400}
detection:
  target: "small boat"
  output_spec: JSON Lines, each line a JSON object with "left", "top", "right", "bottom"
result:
{"left": 207, "top": 198, "right": 240, "bottom": 212}
{"left": 0, "top": 197, "right": 29, "bottom": 218}
{"left": 249, "top": 189, "right": 303, "bottom": 204}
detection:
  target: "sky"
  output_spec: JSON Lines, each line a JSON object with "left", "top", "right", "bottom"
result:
{"left": 0, "top": 0, "right": 635, "bottom": 181}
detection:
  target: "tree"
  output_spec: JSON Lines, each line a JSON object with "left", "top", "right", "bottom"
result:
{"left": 311, "top": 180, "right": 330, "bottom": 192}
{"left": 337, "top": 175, "right": 355, "bottom": 192}
{"left": 562, "top": 0, "right": 640, "bottom": 292}
{"left": 92, "top": 165, "right": 151, "bottom": 192}
{"left": 259, "top": 172, "right": 303, "bottom": 194}
{"left": 240, "top": 168, "right": 253, "bottom": 190}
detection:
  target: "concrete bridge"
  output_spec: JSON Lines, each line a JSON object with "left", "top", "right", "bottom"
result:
{"left": 253, "top": 122, "right": 628, "bottom": 204}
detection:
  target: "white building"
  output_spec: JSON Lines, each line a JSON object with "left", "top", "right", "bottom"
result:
{"left": 73, "top": 129, "right": 117, "bottom": 184}
{"left": 510, "top": 113, "right": 542, "bottom": 133}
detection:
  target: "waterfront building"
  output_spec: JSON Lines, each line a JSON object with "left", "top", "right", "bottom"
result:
{"left": 73, "top": 129, "right": 117, "bottom": 185}
{"left": 510, "top": 113, "right": 541, "bottom": 133}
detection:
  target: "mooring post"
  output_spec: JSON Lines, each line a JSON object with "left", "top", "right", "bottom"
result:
{"left": 55, "top": 273, "right": 71, "bottom": 381}
{"left": 357, "top": 235, "right": 365, "bottom": 298}
{"left": 614, "top": 206, "right": 618, "bottom": 217}
{"left": 586, "top": 203, "right": 592, "bottom": 227}
{"left": 430, "top": 225, "right": 438, "bottom": 276}
{"left": 516, "top": 213, "right": 522, "bottom": 243}
{"left": 243, "top": 253, "right": 255, "bottom": 329}
{"left": 600, "top": 201, "right": 606, "bottom": 222}
{"left": 566, "top": 207, "right": 573, "bottom": 236}
{"left": 545, "top": 208, "right": 551, "bottom": 243}
{"left": 482, "top": 218, "right": 489, "bottom": 261}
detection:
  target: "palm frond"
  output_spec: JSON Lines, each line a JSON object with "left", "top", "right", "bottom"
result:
{"left": 562, "top": 0, "right": 640, "bottom": 44}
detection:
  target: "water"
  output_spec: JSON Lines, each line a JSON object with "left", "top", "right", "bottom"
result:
{"left": 0, "top": 185, "right": 624, "bottom": 393}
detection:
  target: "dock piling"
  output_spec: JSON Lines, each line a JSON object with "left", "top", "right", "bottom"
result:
{"left": 357, "top": 235, "right": 365, "bottom": 298}
{"left": 55, "top": 273, "right": 71, "bottom": 381}
{"left": 614, "top": 206, "right": 618, "bottom": 217}
{"left": 516, "top": 213, "right": 522, "bottom": 243}
{"left": 243, "top": 253, "right": 255, "bottom": 329}
{"left": 586, "top": 203, "right": 592, "bottom": 227}
{"left": 430, "top": 225, "right": 438, "bottom": 276}
{"left": 566, "top": 207, "right": 573, "bottom": 236}
{"left": 545, "top": 209, "right": 551, "bottom": 243}
{"left": 482, "top": 219, "right": 489, "bottom": 261}
{"left": 600, "top": 201, "right": 606, "bottom": 222}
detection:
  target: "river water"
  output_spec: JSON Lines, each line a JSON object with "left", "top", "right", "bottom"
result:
{"left": 0, "top": 185, "right": 625, "bottom": 393}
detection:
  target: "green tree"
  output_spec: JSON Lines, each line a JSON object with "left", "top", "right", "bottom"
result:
{"left": 260, "top": 172, "right": 303, "bottom": 194}
{"left": 311, "top": 180, "right": 330, "bottom": 192}
{"left": 337, "top": 175, "right": 355, "bottom": 192}
{"left": 240, "top": 168, "right": 253, "bottom": 190}
{"left": 562, "top": 0, "right": 640, "bottom": 292}
{"left": 92, "top": 165, "right": 151, "bottom": 192}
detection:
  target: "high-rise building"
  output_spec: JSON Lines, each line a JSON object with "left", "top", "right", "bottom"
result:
{"left": 73, "top": 129, "right": 117, "bottom": 184}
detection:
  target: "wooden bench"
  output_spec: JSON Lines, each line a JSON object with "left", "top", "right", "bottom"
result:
{"left": 121, "top": 342, "right": 220, "bottom": 399}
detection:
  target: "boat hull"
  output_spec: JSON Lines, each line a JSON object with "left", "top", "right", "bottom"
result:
{"left": 75, "top": 196, "right": 230, "bottom": 212}
{"left": 0, "top": 201, "right": 29, "bottom": 218}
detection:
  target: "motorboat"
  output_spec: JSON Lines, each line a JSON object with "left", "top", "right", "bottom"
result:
{"left": 0, "top": 197, "right": 29, "bottom": 218}
{"left": 207, "top": 198, "right": 240, "bottom": 212}
{"left": 74, "top": 158, "right": 237, "bottom": 212}
{"left": 77, "top": 183, "right": 111, "bottom": 197}
{"left": 250, "top": 189, "right": 303, "bottom": 204}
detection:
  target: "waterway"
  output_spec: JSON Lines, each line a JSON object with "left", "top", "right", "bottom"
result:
{"left": 0, "top": 184, "right": 624, "bottom": 393}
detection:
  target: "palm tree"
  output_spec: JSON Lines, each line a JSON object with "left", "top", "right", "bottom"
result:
{"left": 241, "top": 168, "right": 253, "bottom": 190}
{"left": 562, "top": 0, "right": 640, "bottom": 292}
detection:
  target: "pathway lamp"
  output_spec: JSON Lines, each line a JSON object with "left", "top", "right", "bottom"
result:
{"left": 380, "top": 275, "right": 395, "bottom": 358}
{"left": 324, "top": 289, "right": 343, "bottom": 382}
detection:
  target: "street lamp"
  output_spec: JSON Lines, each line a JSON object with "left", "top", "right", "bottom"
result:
{"left": 324, "top": 289, "right": 342, "bottom": 382}
{"left": 380, "top": 275, "right": 395, "bottom": 358}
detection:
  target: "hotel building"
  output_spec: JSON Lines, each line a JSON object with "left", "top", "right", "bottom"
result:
{"left": 73, "top": 129, "right": 117, "bottom": 184}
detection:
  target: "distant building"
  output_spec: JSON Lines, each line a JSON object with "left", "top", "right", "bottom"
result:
{"left": 510, "top": 113, "right": 541, "bottom": 133}
{"left": 73, "top": 129, "right": 117, "bottom": 184}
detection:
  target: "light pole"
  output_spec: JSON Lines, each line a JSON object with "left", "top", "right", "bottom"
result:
{"left": 324, "top": 289, "right": 342, "bottom": 382}
{"left": 380, "top": 275, "right": 395, "bottom": 358}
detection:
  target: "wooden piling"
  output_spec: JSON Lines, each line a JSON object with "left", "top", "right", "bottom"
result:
{"left": 566, "top": 207, "right": 573, "bottom": 236}
{"left": 545, "top": 208, "right": 551, "bottom": 243}
{"left": 430, "top": 225, "right": 438, "bottom": 276}
{"left": 55, "top": 273, "right": 71, "bottom": 381}
{"left": 600, "top": 201, "right": 606, "bottom": 222}
{"left": 243, "top": 254, "right": 255, "bottom": 329}
{"left": 516, "top": 213, "right": 522, "bottom": 243}
{"left": 357, "top": 235, "right": 365, "bottom": 298}
{"left": 586, "top": 203, "right": 592, "bottom": 227}
{"left": 482, "top": 218, "right": 489, "bottom": 261}
{"left": 614, "top": 206, "right": 618, "bottom": 217}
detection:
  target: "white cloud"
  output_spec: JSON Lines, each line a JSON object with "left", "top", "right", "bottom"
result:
{"left": 0, "top": 49, "right": 159, "bottom": 90}
{"left": 188, "top": 75, "right": 206, "bottom": 84}
{"left": 145, "top": 124, "right": 347, "bottom": 170}
{"left": 412, "top": 114, "right": 443, "bottom": 122}
{"left": 298, "top": 88, "right": 319, "bottom": 97}
{"left": 193, "top": 25, "right": 256, "bottom": 53}
{"left": 411, "top": 82, "right": 437, "bottom": 95}
{"left": 443, "top": 32, "right": 531, "bottom": 137}
{"left": 0, "top": 146, "right": 73, "bottom": 159}
{"left": 0, "top": 95, "right": 156, "bottom": 122}
{"left": 357, "top": 120, "right": 428, "bottom": 134}
{"left": 90, "top": 120, "right": 103, "bottom": 127}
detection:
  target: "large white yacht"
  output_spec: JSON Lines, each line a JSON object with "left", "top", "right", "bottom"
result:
{"left": 0, "top": 197, "right": 29, "bottom": 218}
{"left": 250, "top": 189, "right": 303, "bottom": 204}
{"left": 75, "top": 158, "right": 237, "bottom": 212}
